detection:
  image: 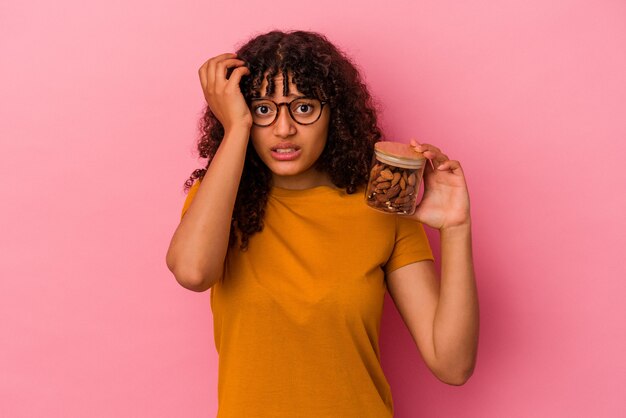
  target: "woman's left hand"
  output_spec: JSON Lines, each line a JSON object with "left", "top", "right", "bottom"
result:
{"left": 407, "top": 139, "right": 471, "bottom": 230}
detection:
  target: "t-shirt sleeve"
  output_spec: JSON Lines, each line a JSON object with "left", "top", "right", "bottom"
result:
{"left": 180, "top": 179, "right": 201, "bottom": 221}
{"left": 384, "top": 216, "right": 435, "bottom": 274}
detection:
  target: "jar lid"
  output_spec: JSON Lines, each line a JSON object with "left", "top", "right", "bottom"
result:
{"left": 374, "top": 141, "right": 426, "bottom": 169}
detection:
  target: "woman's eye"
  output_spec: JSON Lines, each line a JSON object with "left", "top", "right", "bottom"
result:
{"left": 255, "top": 105, "right": 272, "bottom": 115}
{"left": 295, "top": 103, "right": 314, "bottom": 114}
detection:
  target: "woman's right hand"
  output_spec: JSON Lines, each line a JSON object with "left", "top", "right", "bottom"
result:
{"left": 198, "top": 53, "right": 252, "bottom": 132}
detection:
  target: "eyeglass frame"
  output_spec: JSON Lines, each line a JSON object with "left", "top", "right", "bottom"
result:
{"left": 248, "top": 96, "right": 328, "bottom": 127}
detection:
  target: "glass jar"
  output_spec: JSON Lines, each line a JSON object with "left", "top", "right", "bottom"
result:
{"left": 364, "top": 141, "right": 427, "bottom": 215}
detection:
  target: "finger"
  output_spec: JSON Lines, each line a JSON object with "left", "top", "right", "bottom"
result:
{"left": 408, "top": 139, "right": 436, "bottom": 171}
{"left": 421, "top": 149, "right": 449, "bottom": 169}
{"left": 412, "top": 142, "right": 443, "bottom": 158}
{"left": 415, "top": 142, "right": 441, "bottom": 154}
{"left": 216, "top": 59, "right": 247, "bottom": 89}
{"left": 199, "top": 53, "right": 236, "bottom": 87}
{"left": 436, "top": 159, "right": 462, "bottom": 172}
{"left": 225, "top": 65, "right": 251, "bottom": 91}
{"left": 410, "top": 138, "right": 431, "bottom": 151}
{"left": 198, "top": 60, "right": 210, "bottom": 91}
{"left": 417, "top": 142, "right": 448, "bottom": 164}
{"left": 207, "top": 53, "right": 238, "bottom": 92}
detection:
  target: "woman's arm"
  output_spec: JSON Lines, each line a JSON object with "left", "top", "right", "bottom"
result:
{"left": 166, "top": 127, "right": 249, "bottom": 292}
{"left": 386, "top": 139, "right": 479, "bottom": 384}
{"left": 165, "top": 53, "right": 251, "bottom": 292}
{"left": 386, "top": 223, "right": 478, "bottom": 385}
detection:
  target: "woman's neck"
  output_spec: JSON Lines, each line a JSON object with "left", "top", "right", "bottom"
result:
{"left": 271, "top": 170, "right": 335, "bottom": 190}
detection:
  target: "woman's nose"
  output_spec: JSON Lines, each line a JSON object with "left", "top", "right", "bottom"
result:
{"left": 273, "top": 106, "right": 297, "bottom": 137}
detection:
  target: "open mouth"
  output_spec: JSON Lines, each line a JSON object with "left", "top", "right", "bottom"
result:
{"left": 271, "top": 144, "right": 301, "bottom": 153}
{"left": 270, "top": 144, "right": 302, "bottom": 161}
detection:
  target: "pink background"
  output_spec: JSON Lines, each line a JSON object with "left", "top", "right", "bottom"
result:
{"left": 1, "top": 0, "right": 625, "bottom": 417}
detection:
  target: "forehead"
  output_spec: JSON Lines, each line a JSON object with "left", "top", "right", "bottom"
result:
{"left": 258, "top": 71, "right": 302, "bottom": 98}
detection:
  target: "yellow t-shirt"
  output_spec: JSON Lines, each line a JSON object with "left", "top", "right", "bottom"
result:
{"left": 180, "top": 180, "right": 434, "bottom": 418}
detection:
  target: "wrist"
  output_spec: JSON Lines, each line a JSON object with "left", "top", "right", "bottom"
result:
{"left": 224, "top": 125, "right": 251, "bottom": 141}
{"left": 440, "top": 220, "right": 472, "bottom": 235}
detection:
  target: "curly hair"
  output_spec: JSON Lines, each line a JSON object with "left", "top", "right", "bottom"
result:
{"left": 183, "top": 30, "right": 383, "bottom": 250}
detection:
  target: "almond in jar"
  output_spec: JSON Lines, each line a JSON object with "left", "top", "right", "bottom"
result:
{"left": 365, "top": 141, "right": 427, "bottom": 215}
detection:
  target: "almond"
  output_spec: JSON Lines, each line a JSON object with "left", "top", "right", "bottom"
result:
{"left": 399, "top": 185, "right": 414, "bottom": 198}
{"left": 385, "top": 184, "right": 401, "bottom": 199}
{"left": 400, "top": 203, "right": 414, "bottom": 213}
{"left": 370, "top": 163, "right": 384, "bottom": 179}
{"left": 375, "top": 181, "right": 391, "bottom": 190}
{"left": 396, "top": 195, "right": 414, "bottom": 204}
{"left": 390, "top": 172, "right": 401, "bottom": 187}
{"left": 380, "top": 169, "right": 394, "bottom": 180}
{"left": 375, "top": 193, "right": 389, "bottom": 203}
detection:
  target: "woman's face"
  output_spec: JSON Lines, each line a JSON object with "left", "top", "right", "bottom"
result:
{"left": 249, "top": 71, "right": 332, "bottom": 190}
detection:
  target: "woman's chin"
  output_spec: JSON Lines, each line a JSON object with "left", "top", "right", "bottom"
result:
{"left": 269, "top": 167, "right": 304, "bottom": 178}
{"left": 265, "top": 160, "right": 304, "bottom": 176}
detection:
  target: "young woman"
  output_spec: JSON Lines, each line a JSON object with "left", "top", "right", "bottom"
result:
{"left": 166, "top": 30, "right": 479, "bottom": 417}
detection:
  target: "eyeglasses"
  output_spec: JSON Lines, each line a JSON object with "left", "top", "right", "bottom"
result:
{"left": 249, "top": 96, "right": 327, "bottom": 127}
